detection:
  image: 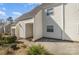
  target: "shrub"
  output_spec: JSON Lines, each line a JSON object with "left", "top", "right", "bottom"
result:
{"left": 10, "top": 36, "right": 17, "bottom": 43}
{"left": 4, "top": 33, "right": 10, "bottom": 35}
{"left": 0, "top": 33, "right": 2, "bottom": 39}
{"left": 27, "top": 45, "right": 49, "bottom": 55}
{"left": 0, "top": 36, "right": 17, "bottom": 44}
{"left": 6, "top": 36, "right": 17, "bottom": 43}
{"left": 10, "top": 43, "right": 19, "bottom": 50}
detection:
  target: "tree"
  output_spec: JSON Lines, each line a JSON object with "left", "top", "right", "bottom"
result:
{"left": 6, "top": 17, "right": 13, "bottom": 24}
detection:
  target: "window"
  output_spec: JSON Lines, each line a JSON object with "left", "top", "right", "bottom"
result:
{"left": 47, "top": 12, "right": 53, "bottom": 16}
{"left": 46, "top": 8, "right": 54, "bottom": 16}
{"left": 47, "top": 25, "right": 54, "bottom": 32}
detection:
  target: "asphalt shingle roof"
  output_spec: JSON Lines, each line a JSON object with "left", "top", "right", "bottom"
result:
{"left": 13, "top": 3, "right": 62, "bottom": 25}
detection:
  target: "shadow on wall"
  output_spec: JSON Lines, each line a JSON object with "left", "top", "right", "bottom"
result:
{"left": 49, "top": 14, "right": 72, "bottom": 40}
{"left": 36, "top": 8, "right": 72, "bottom": 42}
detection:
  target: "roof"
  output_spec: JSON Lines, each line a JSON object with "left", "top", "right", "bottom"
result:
{"left": 15, "top": 3, "right": 53, "bottom": 21}
{"left": 14, "top": 3, "right": 62, "bottom": 25}
{"left": 13, "top": 4, "right": 43, "bottom": 25}
{"left": 16, "top": 4, "right": 42, "bottom": 21}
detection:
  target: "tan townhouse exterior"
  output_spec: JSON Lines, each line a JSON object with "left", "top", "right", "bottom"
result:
{"left": 11, "top": 3, "right": 79, "bottom": 41}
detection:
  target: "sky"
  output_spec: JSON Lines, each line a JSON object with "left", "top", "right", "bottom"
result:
{"left": 0, "top": 3, "right": 40, "bottom": 21}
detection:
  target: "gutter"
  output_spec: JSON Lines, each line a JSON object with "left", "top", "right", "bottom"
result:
{"left": 61, "top": 3, "right": 65, "bottom": 40}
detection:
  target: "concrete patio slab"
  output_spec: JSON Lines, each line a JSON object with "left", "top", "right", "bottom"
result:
{"left": 18, "top": 38, "right": 79, "bottom": 55}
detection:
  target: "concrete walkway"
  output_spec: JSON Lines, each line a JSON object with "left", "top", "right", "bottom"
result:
{"left": 18, "top": 38, "right": 79, "bottom": 55}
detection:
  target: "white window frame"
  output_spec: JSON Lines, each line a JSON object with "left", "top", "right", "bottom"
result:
{"left": 47, "top": 25, "right": 54, "bottom": 32}
{"left": 46, "top": 8, "right": 54, "bottom": 16}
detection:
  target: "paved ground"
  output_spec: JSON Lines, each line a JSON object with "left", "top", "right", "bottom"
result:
{"left": 18, "top": 38, "right": 79, "bottom": 55}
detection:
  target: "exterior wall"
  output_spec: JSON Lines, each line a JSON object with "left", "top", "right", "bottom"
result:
{"left": 63, "top": 4, "right": 79, "bottom": 41}
{"left": 13, "top": 3, "right": 79, "bottom": 41}
{"left": 43, "top": 4, "right": 63, "bottom": 39}
{"left": 15, "top": 18, "right": 34, "bottom": 38}
{"left": 33, "top": 10, "right": 43, "bottom": 41}
{"left": 19, "top": 21, "right": 26, "bottom": 38}
{"left": 11, "top": 26, "right": 16, "bottom": 36}
{"left": 15, "top": 22, "right": 20, "bottom": 38}
{"left": 4, "top": 24, "right": 11, "bottom": 34}
{"left": 25, "top": 23, "right": 33, "bottom": 38}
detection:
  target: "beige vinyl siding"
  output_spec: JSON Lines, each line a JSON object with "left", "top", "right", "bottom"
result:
{"left": 15, "top": 22, "right": 20, "bottom": 38}
{"left": 43, "top": 4, "right": 63, "bottom": 39}
{"left": 25, "top": 23, "right": 33, "bottom": 38}
{"left": 11, "top": 26, "right": 16, "bottom": 36}
{"left": 33, "top": 10, "right": 43, "bottom": 41}
{"left": 15, "top": 18, "right": 34, "bottom": 38}
{"left": 63, "top": 3, "right": 79, "bottom": 41}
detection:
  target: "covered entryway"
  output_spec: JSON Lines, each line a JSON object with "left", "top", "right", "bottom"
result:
{"left": 11, "top": 28, "right": 15, "bottom": 36}
{"left": 25, "top": 23, "right": 33, "bottom": 40}
{"left": 11, "top": 26, "right": 16, "bottom": 36}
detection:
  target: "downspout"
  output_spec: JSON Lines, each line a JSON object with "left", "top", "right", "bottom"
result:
{"left": 61, "top": 3, "right": 65, "bottom": 40}
{"left": 32, "top": 15, "right": 35, "bottom": 41}
{"left": 41, "top": 9, "right": 43, "bottom": 38}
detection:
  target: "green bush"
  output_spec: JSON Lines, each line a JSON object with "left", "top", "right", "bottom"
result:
{"left": 8, "top": 36, "right": 17, "bottom": 43}
{"left": 0, "top": 36, "right": 17, "bottom": 44}
{"left": 27, "top": 45, "right": 49, "bottom": 55}
{"left": 4, "top": 33, "right": 10, "bottom": 35}
{"left": 0, "top": 33, "right": 2, "bottom": 39}
{"left": 10, "top": 43, "right": 19, "bottom": 50}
